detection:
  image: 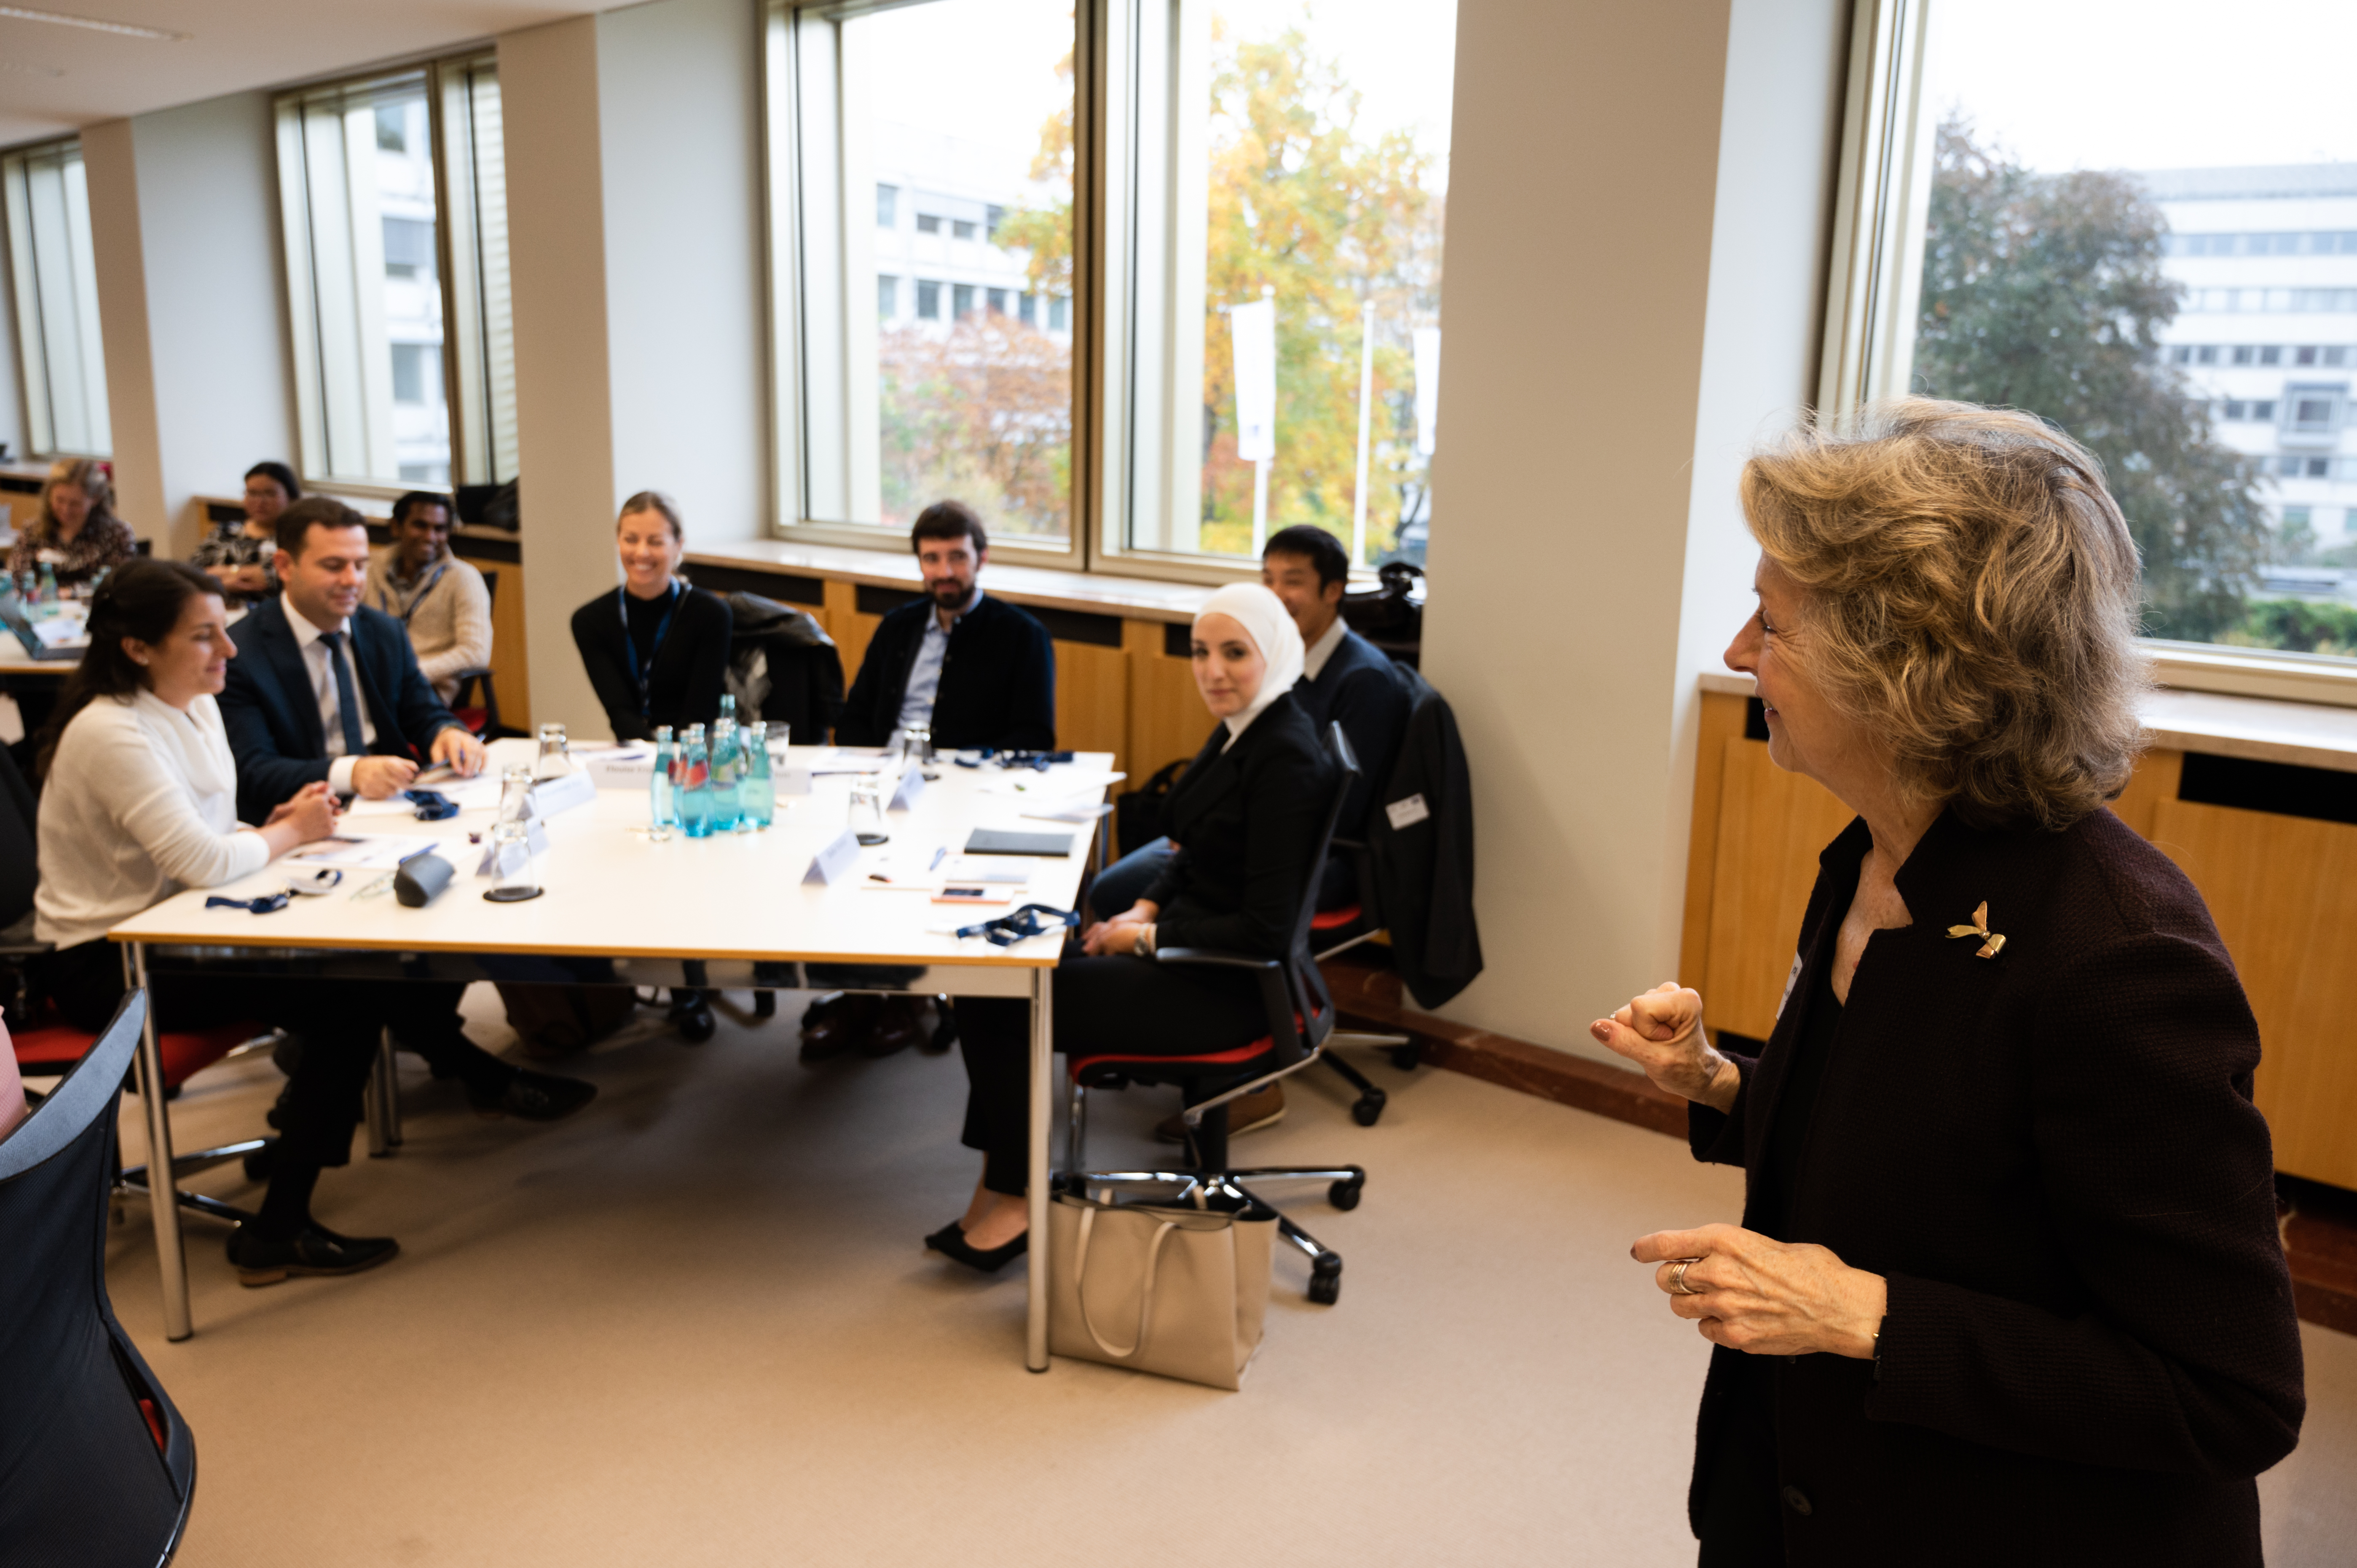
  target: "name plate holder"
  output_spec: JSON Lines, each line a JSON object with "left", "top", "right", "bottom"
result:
{"left": 888, "top": 768, "right": 926, "bottom": 812}
{"left": 803, "top": 828, "right": 863, "bottom": 886}
{"left": 528, "top": 770, "right": 597, "bottom": 820}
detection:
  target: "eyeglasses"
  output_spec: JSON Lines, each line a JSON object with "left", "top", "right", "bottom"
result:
{"left": 206, "top": 892, "right": 290, "bottom": 914}
{"left": 955, "top": 903, "right": 1079, "bottom": 947}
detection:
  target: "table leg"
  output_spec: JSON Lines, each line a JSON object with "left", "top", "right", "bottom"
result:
{"left": 129, "top": 943, "right": 194, "bottom": 1342}
{"left": 1026, "top": 965, "right": 1053, "bottom": 1372}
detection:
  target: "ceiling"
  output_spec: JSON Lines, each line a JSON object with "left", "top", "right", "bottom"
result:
{"left": 0, "top": 0, "right": 651, "bottom": 147}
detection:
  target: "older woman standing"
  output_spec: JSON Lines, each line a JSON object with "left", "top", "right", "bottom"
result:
{"left": 936, "top": 582, "right": 1335, "bottom": 1270}
{"left": 7, "top": 458, "right": 136, "bottom": 589}
{"left": 1595, "top": 400, "right": 2303, "bottom": 1566}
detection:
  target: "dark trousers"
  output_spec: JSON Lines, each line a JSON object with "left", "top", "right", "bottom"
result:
{"left": 1696, "top": 1357, "right": 1786, "bottom": 1566}
{"left": 38, "top": 941, "right": 472, "bottom": 1169}
{"left": 957, "top": 948, "right": 1270, "bottom": 1195}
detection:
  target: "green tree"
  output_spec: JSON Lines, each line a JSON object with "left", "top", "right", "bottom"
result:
{"left": 1913, "top": 118, "right": 2271, "bottom": 642}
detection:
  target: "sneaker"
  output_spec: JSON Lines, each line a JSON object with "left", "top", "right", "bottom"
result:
{"left": 1153, "top": 1082, "right": 1286, "bottom": 1143}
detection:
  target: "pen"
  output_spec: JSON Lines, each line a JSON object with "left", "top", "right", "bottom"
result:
{"left": 928, "top": 846, "right": 947, "bottom": 870}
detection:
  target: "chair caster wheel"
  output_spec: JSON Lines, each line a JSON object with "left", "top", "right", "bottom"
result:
{"left": 753, "top": 989, "right": 777, "bottom": 1019}
{"left": 1351, "top": 1089, "right": 1386, "bottom": 1126}
{"left": 1386, "top": 1044, "right": 1421, "bottom": 1072}
{"left": 672, "top": 997, "right": 717, "bottom": 1044}
{"left": 1329, "top": 1175, "right": 1363, "bottom": 1211}
{"left": 1308, "top": 1254, "right": 1343, "bottom": 1305}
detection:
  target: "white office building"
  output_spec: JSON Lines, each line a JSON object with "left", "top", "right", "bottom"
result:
{"left": 870, "top": 123, "right": 1070, "bottom": 338}
{"left": 2141, "top": 164, "right": 2357, "bottom": 574}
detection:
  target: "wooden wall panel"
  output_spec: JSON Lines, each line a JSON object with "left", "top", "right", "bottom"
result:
{"left": 2108, "top": 747, "right": 2183, "bottom": 841}
{"left": 481, "top": 559, "right": 534, "bottom": 732}
{"left": 1124, "top": 618, "right": 1209, "bottom": 783}
{"left": 1679, "top": 693, "right": 1749, "bottom": 990}
{"left": 822, "top": 580, "right": 877, "bottom": 685}
{"left": 1055, "top": 642, "right": 1129, "bottom": 767}
{"left": 2145, "top": 796, "right": 2357, "bottom": 1190}
{"left": 1702, "top": 736, "right": 1855, "bottom": 1040}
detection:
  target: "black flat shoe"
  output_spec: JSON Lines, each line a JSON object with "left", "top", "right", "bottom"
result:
{"left": 668, "top": 992, "right": 717, "bottom": 1045}
{"left": 925, "top": 1220, "right": 1029, "bottom": 1273}
{"left": 467, "top": 1069, "right": 598, "bottom": 1122}
{"left": 227, "top": 1223, "right": 400, "bottom": 1287}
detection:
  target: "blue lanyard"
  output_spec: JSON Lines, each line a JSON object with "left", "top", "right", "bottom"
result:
{"left": 390, "top": 562, "right": 449, "bottom": 625}
{"left": 619, "top": 581, "right": 681, "bottom": 716}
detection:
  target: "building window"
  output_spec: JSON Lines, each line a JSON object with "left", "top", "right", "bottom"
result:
{"left": 916, "top": 213, "right": 941, "bottom": 235}
{"left": 1, "top": 139, "right": 110, "bottom": 457}
{"left": 1048, "top": 294, "right": 1067, "bottom": 332}
{"left": 1833, "top": 0, "right": 2357, "bottom": 664}
{"left": 877, "top": 184, "right": 898, "bottom": 227}
{"left": 952, "top": 218, "right": 977, "bottom": 240}
{"left": 878, "top": 275, "right": 898, "bottom": 317}
{"left": 986, "top": 204, "right": 1005, "bottom": 240}
{"left": 950, "top": 283, "right": 973, "bottom": 319}
{"left": 275, "top": 57, "right": 514, "bottom": 489}
{"left": 1018, "top": 291, "right": 1036, "bottom": 326}
{"left": 915, "top": 279, "right": 941, "bottom": 320}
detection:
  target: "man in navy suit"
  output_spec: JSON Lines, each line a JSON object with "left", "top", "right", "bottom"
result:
{"left": 218, "top": 497, "right": 594, "bottom": 1128}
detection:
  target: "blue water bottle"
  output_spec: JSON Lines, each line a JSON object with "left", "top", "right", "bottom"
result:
{"left": 35, "top": 560, "right": 58, "bottom": 608}
{"left": 678, "top": 724, "right": 714, "bottom": 839}
{"left": 709, "top": 700, "right": 741, "bottom": 833}
{"left": 649, "top": 725, "right": 677, "bottom": 840}
{"left": 738, "top": 721, "right": 773, "bottom": 831}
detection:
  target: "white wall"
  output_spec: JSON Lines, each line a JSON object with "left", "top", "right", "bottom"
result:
{"left": 1419, "top": 0, "right": 1846, "bottom": 1065}
{"left": 502, "top": 0, "right": 768, "bottom": 736}
{"left": 0, "top": 213, "right": 23, "bottom": 466}
{"left": 77, "top": 94, "right": 298, "bottom": 553}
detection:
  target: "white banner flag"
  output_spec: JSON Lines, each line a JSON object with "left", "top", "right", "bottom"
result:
{"left": 1231, "top": 299, "right": 1277, "bottom": 463}
{"left": 1413, "top": 327, "right": 1441, "bottom": 458}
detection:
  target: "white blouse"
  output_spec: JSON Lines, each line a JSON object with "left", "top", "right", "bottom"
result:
{"left": 34, "top": 690, "right": 270, "bottom": 951}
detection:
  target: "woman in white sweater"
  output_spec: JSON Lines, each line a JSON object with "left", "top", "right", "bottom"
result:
{"left": 32, "top": 560, "right": 400, "bottom": 1284}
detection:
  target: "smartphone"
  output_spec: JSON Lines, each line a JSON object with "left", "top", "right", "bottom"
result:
{"left": 932, "top": 884, "right": 1008, "bottom": 903}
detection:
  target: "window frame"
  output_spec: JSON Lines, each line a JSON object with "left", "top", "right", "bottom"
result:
{"left": 1826, "top": 0, "right": 2357, "bottom": 702}
{"left": 273, "top": 51, "right": 511, "bottom": 499}
{"left": 2, "top": 137, "right": 113, "bottom": 461}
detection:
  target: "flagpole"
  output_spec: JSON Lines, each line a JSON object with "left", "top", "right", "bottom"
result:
{"left": 1351, "top": 299, "right": 1375, "bottom": 568}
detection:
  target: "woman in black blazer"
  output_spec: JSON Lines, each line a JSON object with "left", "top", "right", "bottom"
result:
{"left": 569, "top": 491, "right": 732, "bottom": 741}
{"left": 1595, "top": 400, "right": 2303, "bottom": 1566}
{"left": 933, "top": 583, "right": 1336, "bottom": 1271}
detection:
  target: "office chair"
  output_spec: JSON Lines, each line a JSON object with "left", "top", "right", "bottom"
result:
{"left": 1062, "top": 722, "right": 1369, "bottom": 1305}
{"left": 0, "top": 990, "right": 199, "bottom": 1565}
{"left": 1299, "top": 837, "right": 1418, "bottom": 1126}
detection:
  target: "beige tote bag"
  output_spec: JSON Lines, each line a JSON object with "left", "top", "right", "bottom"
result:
{"left": 1046, "top": 1192, "right": 1278, "bottom": 1390}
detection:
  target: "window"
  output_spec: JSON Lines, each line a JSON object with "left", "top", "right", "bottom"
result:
{"left": 878, "top": 275, "right": 898, "bottom": 316}
{"left": 1018, "top": 291, "right": 1036, "bottom": 326}
{"left": 770, "top": 0, "right": 1076, "bottom": 549}
{"left": 1836, "top": 0, "right": 2357, "bottom": 660}
{"left": 877, "top": 184, "right": 898, "bottom": 226}
{"left": 1114, "top": 0, "right": 1457, "bottom": 568}
{"left": 2, "top": 139, "right": 110, "bottom": 457}
{"left": 277, "top": 57, "right": 514, "bottom": 491}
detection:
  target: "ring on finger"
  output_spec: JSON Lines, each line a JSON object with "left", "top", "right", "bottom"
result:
{"left": 1668, "top": 1257, "right": 1706, "bottom": 1296}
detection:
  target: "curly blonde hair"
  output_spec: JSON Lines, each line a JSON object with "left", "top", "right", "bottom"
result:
{"left": 1741, "top": 398, "right": 2147, "bottom": 831}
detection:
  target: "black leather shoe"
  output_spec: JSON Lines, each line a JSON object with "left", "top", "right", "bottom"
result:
{"left": 925, "top": 1219, "right": 1029, "bottom": 1273}
{"left": 467, "top": 1069, "right": 598, "bottom": 1122}
{"left": 800, "top": 995, "right": 878, "bottom": 1061}
{"left": 859, "top": 997, "right": 927, "bottom": 1058}
{"left": 227, "top": 1223, "right": 400, "bottom": 1286}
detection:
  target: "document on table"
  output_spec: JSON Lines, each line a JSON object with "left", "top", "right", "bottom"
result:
{"left": 287, "top": 834, "right": 442, "bottom": 868}
{"left": 343, "top": 773, "right": 503, "bottom": 816}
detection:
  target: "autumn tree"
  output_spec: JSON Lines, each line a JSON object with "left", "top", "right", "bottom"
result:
{"left": 1913, "top": 117, "right": 2271, "bottom": 642}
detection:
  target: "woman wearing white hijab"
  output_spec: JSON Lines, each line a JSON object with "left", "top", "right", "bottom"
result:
{"left": 930, "top": 584, "right": 1338, "bottom": 1270}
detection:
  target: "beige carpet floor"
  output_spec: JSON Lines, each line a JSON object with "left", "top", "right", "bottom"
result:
{"left": 88, "top": 985, "right": 2356, "bottom": 1568}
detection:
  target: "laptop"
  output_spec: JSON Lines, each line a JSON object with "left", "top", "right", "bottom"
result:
{"left": 0, "top": 595, "right": 86, "bottom": 661}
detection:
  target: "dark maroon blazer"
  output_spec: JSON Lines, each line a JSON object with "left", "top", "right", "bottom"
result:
{"left": 1688, "top": 806, "right": 2304, "bottom": 1565}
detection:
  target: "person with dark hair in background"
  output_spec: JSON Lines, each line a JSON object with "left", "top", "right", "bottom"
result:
{"left": 815, "top": 501, "right": 1057, "bottom": 1061}
{"left": 216, "top": 495, "right": 596, "bottom": 1126}
{"left": 31, "top": 560, "right": 399, "bottom": 1282}
{"left": 190, "top": 461, "right": 301, "bottom": 608}
{"left": 1085, "top": 523, "right": 1408, "bottom": 1138}
{"left": 365, "top": 489, "right": 491, "bottom": 707}
{"left": 834, "top": 501, "right": 1055, "bottom": 752}
{"left": 570, "top": 491, "right": 732, "bottom": 742}
{"left": 7, "top": 458, "right": 135, "bottom": 590}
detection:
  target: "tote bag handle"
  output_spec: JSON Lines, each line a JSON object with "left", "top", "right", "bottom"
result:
{"left": 1073, "top": 1206, "right": 1179, "bottom": 1360}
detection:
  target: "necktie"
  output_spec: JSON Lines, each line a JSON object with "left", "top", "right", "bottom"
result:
{"left": 317, "top": 629, "right": 367, "bottom": 760}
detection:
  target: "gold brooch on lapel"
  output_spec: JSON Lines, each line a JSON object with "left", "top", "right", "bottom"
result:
{"left": 1947, "top": 901, "right": 2006, "bottom": 959}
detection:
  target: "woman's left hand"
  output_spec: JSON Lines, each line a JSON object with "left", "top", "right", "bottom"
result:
{"left": 1082, "top": 919, "right": 1150, "bottom": 957}
{"left": 1632, "top": 1223, "right": 1886, "bottom": 1358}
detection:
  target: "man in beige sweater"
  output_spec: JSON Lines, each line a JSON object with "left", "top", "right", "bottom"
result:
{"left": 365, "top": 491, "right": 492, "bottom": 708}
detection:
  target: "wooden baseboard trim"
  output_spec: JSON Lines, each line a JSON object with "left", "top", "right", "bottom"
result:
{"left": 1322, "top": 955, "right": 2357, "bottom": 1338}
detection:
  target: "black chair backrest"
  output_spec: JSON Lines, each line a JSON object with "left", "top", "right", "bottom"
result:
{"left": 479, "top": 567, "right": 499, "bottom": 609}
{"left": 0, "top": 989, "right": 198, "bottom": 1564}
{"left": 0, "top": 742, "right": 37, "bottom": 932}
{"left": 1268, "top": 722, "right": 1361, "bottom": 1061}
{"left": 724, "top": 592, "right": 846, "bottom": 740}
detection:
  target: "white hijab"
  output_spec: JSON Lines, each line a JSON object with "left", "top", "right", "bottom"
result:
{"left": 1195, "top": 581, "right": 1305, "bottom": 750}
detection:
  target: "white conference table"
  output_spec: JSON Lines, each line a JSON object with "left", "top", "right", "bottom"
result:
{"left": 108, "top": 742, "right": 1111, "bottom": 1369}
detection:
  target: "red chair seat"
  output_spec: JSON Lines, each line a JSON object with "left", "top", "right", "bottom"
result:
{"left": 1069, "top": 1004, "right": 1327, "bottom": 1081}
{"left": 11, "top": 1019, "right": 265, "bottom": 1091}
{"left": 1310, "top": 904, "right": 1363, "bottom": 931}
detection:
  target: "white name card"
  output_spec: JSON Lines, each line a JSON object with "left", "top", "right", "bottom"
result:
{"left": 474, "top": 819, "right": 550, "bottom": 876}
{"left": 1384, "top": 792, "right": 1431, "bottom": 831}
{"left": 774, "top": 766, "right": 812, "bottom": 796}
{"left": 803, "top": 828, "right": 863, "bottom": 885}
{"left": 888, "top": 767, "right": 926, "bottom": 812}
{"left": 529, "top": 770, "right": 597, "bottom": 819}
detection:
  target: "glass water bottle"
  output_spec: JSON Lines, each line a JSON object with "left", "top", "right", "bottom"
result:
{"left": 708, "top": 710, "right": 741, "bottom": 833}
{"left": 737, "top": 721, "right": 773, "bottom": 831}
{"left": 677, "top": 724, "right": 714, "bottom": 839}
{"left": 649, "top": 725, "right": 677, "bottom": 841}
